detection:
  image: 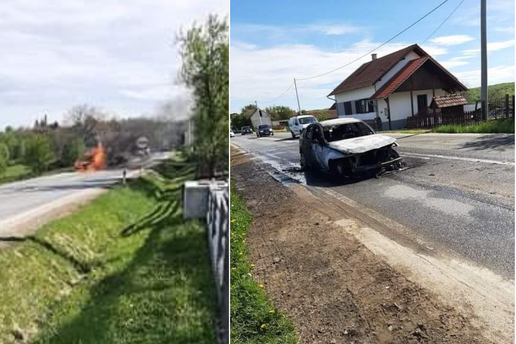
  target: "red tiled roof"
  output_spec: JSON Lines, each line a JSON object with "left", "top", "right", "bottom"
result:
{"left": 369, "top": 55, "right": 467, "bottom": 99}
{"left": 370, "top": 57, "right": 428, "bottom": 99}
{"left": 431, "top": 94, "right": 468, "bottom": 108}
{"left": 328, "top": 44, "right": 428, "bottom": 96}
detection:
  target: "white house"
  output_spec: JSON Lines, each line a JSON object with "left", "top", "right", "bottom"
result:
{"left": 328, "top": 44, "right": 468, "bottom": 130}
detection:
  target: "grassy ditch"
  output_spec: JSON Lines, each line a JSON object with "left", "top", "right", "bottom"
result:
{"left": 0, "top": 164, "right": 217, "bottom": 343}
{"left": 230, "top": 182, "right": 297, "bottom": 344}
{"left": 432, "top": 118, "right": 514, "bottom": 134}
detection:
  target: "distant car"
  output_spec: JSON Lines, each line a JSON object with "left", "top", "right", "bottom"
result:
{"left": 289, "top": 115, "right": 318, "bottom": 138}
{"left": 241, "top": 126, "right": 252, "bottom": 135}
{"left": 256, "top": 124, "right": 273, "bottom": 137}
{"left": 299, "top": 118, "right": 402, "bottom": 177}
{"left": 230, "top": 131, "right": 235, "bottom": 137}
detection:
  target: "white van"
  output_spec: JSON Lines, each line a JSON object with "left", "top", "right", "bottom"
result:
{"left": 288, "top": 115, "right": 318, "bottom": 138}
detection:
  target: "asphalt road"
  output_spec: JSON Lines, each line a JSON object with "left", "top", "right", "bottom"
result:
{"left": 0, "top": 152, "right": 170, "bottom": 239}
{"left": 232, "top": 132, "right": 515, "bottom": 279}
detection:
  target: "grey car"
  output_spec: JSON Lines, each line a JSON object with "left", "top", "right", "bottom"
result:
{"left": 299, "top": 118, "right": 402, "bottom": 176}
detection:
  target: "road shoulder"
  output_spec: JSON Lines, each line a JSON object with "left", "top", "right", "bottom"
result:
{"left": 231, "top": 144, "right": 511, "bottom": 344}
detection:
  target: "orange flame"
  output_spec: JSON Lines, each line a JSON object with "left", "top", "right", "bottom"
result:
{"left": 75, "top": 143, "right": 106, "bottom": 172}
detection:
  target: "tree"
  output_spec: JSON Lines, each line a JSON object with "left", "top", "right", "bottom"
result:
{"left": 66, "top": 104, "right": 105, "bottom": 146}
{"left": 178, "top": 15, "right": 228, "bottom": 177}
{"left": 316, "top": 113, "right": 330, "bottom": 121}
{"left": 230, "top": 112, "right": 251, "bottom": 130}
{"left": 24, "top": 134, "right": 56, "bottom": 173}
{"left": 0, "top": 143, "right": 9, "bottom": 174}
{"left": 241, "top": 104, "right": 256, "bottom": 113}
{"left": 265, "top": 105, "right": 293, "bottom": 121}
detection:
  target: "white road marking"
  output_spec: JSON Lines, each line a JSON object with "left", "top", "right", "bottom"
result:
{"left": 401, "top": 152, "right": 515, "bottom": 166}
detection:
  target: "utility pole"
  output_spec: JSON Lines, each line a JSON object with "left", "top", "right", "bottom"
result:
{"left": 294, "top": 78, "right": 301, "bottom": 114}
{"left": 480, "top": 0, "right": 488, "bottom": 121}
{"left": 255, "top": 100, "right": 262, "bottom": 125}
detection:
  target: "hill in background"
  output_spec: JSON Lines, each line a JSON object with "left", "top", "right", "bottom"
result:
{"left": 466, "top": 82, "right": 515, "bottom": 103}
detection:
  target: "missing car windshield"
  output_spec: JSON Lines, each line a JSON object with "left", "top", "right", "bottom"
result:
{"left": 323, "top": 123, "right": 374, "bottom": 142}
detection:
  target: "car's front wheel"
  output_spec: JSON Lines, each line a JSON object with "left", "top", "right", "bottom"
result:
{"left": 291, "top": 131, "right": 296, "bottom": 138}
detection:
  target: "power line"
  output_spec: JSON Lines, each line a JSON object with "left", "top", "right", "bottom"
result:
{"left": 258, "top": 82, "right": 294, "bottom": 104}
{"left": 296, "top": 0, "right": 448, "bottom": 81}
{"left": 421, "top": 0, "right": 465, "bottom": 45}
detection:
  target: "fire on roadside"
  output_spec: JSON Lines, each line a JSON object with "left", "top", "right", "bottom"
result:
{"left": 74, "top": 143, "right": 106, "bottom": 172}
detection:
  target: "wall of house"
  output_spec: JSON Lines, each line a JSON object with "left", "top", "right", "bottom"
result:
{"left": 384, "top": 89, "right": 447, "bottom": 129}
{"left": 335, "top": 86, "right": 376, "bottom": 117}
{"left": 335, "top": 86, "right": 375, "bottom": 103}
{"left": 409, "top": 89, "right": 446, "bottom": 115}
{"left": 375, "top": 51, "right": 421, "bottom": 90}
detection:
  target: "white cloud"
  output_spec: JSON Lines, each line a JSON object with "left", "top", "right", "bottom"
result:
{"left": 430, "top": 35, "right": 475, "bottom": 46}
{"left": 463, "top": 39, "right": 515, "bottom": 55}
{"left": 232, "top": 23, "right": 365, "bottom": 38}
{"left": 495, "top": 26, "right": 515, "bottom": 34}
{"left": 440, "top": 60, "right": 469, "bottom": 69}
{"left": 306, "top": 24, "right": 362, "bottom": 36}
{"left": 0, "top": 0, "right": 228, "bottom": 129}
{"left": 453, "top": 65, "right": 515, "bottom": 87}
{"left": 419, "top": 45, "right": 448, "bottom": 56}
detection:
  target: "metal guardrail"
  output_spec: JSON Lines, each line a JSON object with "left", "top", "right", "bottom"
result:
{"left": 206, "top": 182, "right": 229, "bottom": 344}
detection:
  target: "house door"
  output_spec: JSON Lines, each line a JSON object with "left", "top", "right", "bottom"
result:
{"left": 417, "top": 94, "right": 428, "bottom": 112}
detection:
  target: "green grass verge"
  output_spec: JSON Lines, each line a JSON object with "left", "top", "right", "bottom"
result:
{"left": 230, "top": 181, "right": 297, "bottom": 344}
{"left": 432, "top": 118, "right": 515, "bottom": 134}
{"left": 0, "top": 170, "right": 217, "bottom": 343}
{"left": 380, "top": 129, "right": 431, "bottom": 134}
{"left": 0, "top": 164, "right": 31, "bottom": 185}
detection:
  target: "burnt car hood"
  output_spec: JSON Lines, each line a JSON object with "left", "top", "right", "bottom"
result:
{"left": 327, "top": 134, "right": 396, "bottom": 155}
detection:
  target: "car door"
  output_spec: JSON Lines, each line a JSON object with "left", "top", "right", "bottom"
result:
{"left": 311, "top": 124, "right": 327, "bottom": 170}
{"left": 300, "top": 124, "right": 315, "bottom": 166}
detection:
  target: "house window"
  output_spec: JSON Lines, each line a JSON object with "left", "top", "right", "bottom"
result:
{"left": 417, "top": 94, "right": 428, "bottom": 112}
{"left": 355, "top": 100, "right": 362, "bottom": 113}
{"left": 368, "top": 101, "right": 374, "bottom": 113}
{"left": 344, "top": 101, "right": 352, "bottom": 115}
{"left": 353, "top": 99, "right": 374, "bottom": 114}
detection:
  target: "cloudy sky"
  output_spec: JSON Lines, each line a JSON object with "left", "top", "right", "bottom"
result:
{"left": 0, "top": 0, "right": 228, "bottom": 129}
{"left": 230, "top": 0, "right": 515, "bottom": 113}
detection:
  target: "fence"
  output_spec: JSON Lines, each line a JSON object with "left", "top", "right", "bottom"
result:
{"left": 407, "top": 94, "right": 514, "bottom": 129}
{"left": 206, "top": 183, "right": 229, "bottom": 344}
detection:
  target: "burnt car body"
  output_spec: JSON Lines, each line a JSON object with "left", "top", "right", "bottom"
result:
{"left": 299, "top": 118, "right": 402, "bottom": 176}
{"left": 241, "top": 126, "right": 252, "bottom": 135}
{"left": 256, "top": 124, "right": 274, "bottom": 137}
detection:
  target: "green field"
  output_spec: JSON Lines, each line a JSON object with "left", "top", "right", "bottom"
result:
{"left": 0, "top": 166, "right": 217, "bottom": 343}
{"left": 230, "top": 182, "right": 297, "bottom": 344}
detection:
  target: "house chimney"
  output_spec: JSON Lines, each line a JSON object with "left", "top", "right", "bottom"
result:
{"left": 371, "top": 53, "right": 377, "bottom": 60}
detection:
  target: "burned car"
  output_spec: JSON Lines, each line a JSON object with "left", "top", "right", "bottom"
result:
{"left": 299, "top": 118, "right": 402, "bottom": 176}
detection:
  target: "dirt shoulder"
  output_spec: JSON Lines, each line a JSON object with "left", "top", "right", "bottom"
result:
{"left": 231, "top": 145, "right": 501, "bottom": 344}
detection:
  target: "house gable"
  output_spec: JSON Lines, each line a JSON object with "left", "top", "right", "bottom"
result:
{"left": 370, "top": 57, "right": 467, "bottom": 99}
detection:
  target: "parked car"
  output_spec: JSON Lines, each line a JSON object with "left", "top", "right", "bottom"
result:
{"left": 299, "top": 118, "right": 402, "bottom": 176}
{"left": 241, "top": 126, "right": 252, "bottom": 135}
{"left": 230, "top": 131, "right": 235, "bottom": 137}
{"left": 256, "top": 124, "right": 274, "bottom": 137}
{"left": 289, "top": 115, "right": 318, "bottom": 138}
